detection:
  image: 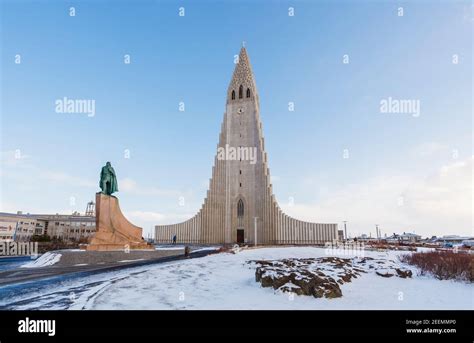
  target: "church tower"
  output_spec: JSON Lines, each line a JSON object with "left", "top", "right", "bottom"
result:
{"left": 156, "top": 47, "right": 338, "bottom": 245}
{"left": 221, "top": 46, "right": 270, "bottom": 244}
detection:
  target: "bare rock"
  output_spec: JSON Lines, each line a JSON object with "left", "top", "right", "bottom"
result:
{"left": 249, "top": 255, "right": 410, "bottom": 300}
{"left": 395, "top": 268, "right": 412, "bottom": 278}
{"left": 376, "top": 271, "right": 394, "bottom": 278}
{"left": 260, "top": 274, "right": 274, "bottom": 287}
{"left": 323, "top": 282, "right": 343, "bottom": 298}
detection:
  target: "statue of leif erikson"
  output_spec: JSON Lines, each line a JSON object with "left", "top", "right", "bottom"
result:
{"left": 99, "top": 162, "right": 118, "bottom": 196}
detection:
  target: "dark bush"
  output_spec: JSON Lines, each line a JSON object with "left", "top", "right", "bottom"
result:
{"left": 30, "top": 234, "right": 51, "bottom": 242}
{"left": 400, "top": 251, "right": 473, "bottom": 282}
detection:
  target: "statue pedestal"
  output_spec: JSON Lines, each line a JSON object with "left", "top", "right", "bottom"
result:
{"left": 86, "top": 193, "right": 152, "bottom": 251}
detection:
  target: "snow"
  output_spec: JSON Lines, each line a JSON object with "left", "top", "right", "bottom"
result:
{"left": 154, "top": 246, "right": 184, "bottom": 251}
{"left": 153, "top": 245, "right": 220, "bottom": 253}
{"left": 20, "top": 252, "right": 61, "bottom": 268}
{"left": 4, "top": 247, "right": 473, "bottom": 310}
{"left": 416, "top": 247, "right": 436, "bottom": 252}
{"left": 191, "top": 247, "right": 220, "bottom": 253}
{"left": 281, "top": 282, "right": 300, "bottom": 289}
{"left": 118, "top": 259, "right": 144, "bottom": 263}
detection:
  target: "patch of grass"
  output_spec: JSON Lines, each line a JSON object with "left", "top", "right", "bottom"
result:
{"left": 400, "top": 251, "right": 473, "bottom": 282}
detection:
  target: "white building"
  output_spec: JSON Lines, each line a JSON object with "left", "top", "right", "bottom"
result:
{"left": 0, "top": 210, "right": 95, "bottom": 242}
{"left": 0, "top": 220, "right": 18, "bottom": 242}
{"left": 0, "top": 212, "right": 39, "bottom": 242}
{"left": 37, "top": 213, "right": 95, "bottom": 241}
{"left": 385, "top": 232, "right": 422, "bottom": 243}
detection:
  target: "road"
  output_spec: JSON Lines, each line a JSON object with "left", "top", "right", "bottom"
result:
{"left": 0, "top": 248, "right": 219, "bottom": 309}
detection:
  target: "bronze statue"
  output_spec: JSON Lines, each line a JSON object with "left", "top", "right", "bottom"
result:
{"left": 99, "top": 162, "right": 118, "bottom": 195}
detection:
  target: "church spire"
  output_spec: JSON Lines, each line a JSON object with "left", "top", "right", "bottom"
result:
{"left": 227, "top": 46, "right": 257, "bottom": 102}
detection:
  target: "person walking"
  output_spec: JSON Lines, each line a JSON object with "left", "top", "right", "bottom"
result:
{"left": 172, "top": 234, "right": 177, "bottom": 245}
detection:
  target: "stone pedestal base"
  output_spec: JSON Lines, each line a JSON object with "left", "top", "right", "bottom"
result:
{"left": 86, "top": 193, "right": 152, "bottom": 251}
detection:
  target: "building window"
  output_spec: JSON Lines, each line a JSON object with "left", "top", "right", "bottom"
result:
{"left": 246, "top": 88, "right": 251, "bottom": 98}
{"left": 239, "top": 85, "right": 243, "bottom": 99}
{"left": 231, "top": 90, "right": 235, "bottom": 100}
{"left": 237, "top": 199, "right": 244, "bottom": 227}
{"left": 237, "top": 199, "right": 244, "bottom": 216}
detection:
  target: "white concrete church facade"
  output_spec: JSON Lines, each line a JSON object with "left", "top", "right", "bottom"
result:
{"left": 155, "top": 48, "right": 338, "bottom": 245}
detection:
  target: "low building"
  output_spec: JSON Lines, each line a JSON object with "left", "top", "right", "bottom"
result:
{"left": 0, "top": 212, "right": 39, "bottom": 242}
{"left": 354, "top": 234, "right": 375, "bottom": 242}
{"left": 435, "top": 235, "right": 474, "bottom": 245}
{"left": 461, "top": 239, "right": 474, "bottom": 248}
{"left": 386, "top": 232, "right": 422, "bottom": 244}
{"left": 0, "top": 203, "right": 96, "bottom": 242}
{"left": 0, "top": 220, "right": 18, "bottom": 242}
{"left": 36, "top": 213, "right": 95, "bottom": 242}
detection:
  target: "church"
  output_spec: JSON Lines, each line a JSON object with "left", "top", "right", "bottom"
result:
{"left": 155, "top": 47, "right": 338, "bottom": 245}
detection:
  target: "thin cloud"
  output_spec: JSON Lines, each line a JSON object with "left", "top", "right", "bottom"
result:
{"left": 282, "top": 156, "right": 473, "bottom": 238}
{"left": 119, "top": 177, "right": 183, "bottom": 197}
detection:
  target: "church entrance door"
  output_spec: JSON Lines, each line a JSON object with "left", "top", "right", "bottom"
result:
{"left": 237, "top": 229, "right": 244, "bottom": 244}
{"left": 236, "top": 199, "right": 245, "bottom": 244}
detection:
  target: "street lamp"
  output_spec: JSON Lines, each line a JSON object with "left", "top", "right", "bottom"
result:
{"left": 343, "top": 221, "right": 347, "bottom": 241}
{"left": 254, "top": 217, "right": 258, "bottom": 246}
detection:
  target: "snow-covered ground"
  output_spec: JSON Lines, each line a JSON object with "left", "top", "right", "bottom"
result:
{"left": 154, "top": 246, "right": 184, "bottom": 251}
{"left": 3, "top": 247, "right": 473, "bottom": 310}
{"left": 20, "top": 252, "right": 61, "bottom": 268}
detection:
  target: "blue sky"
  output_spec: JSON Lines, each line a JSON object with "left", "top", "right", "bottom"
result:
{"left": 1, "top": 0, "right": 472, "bottom": 238}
